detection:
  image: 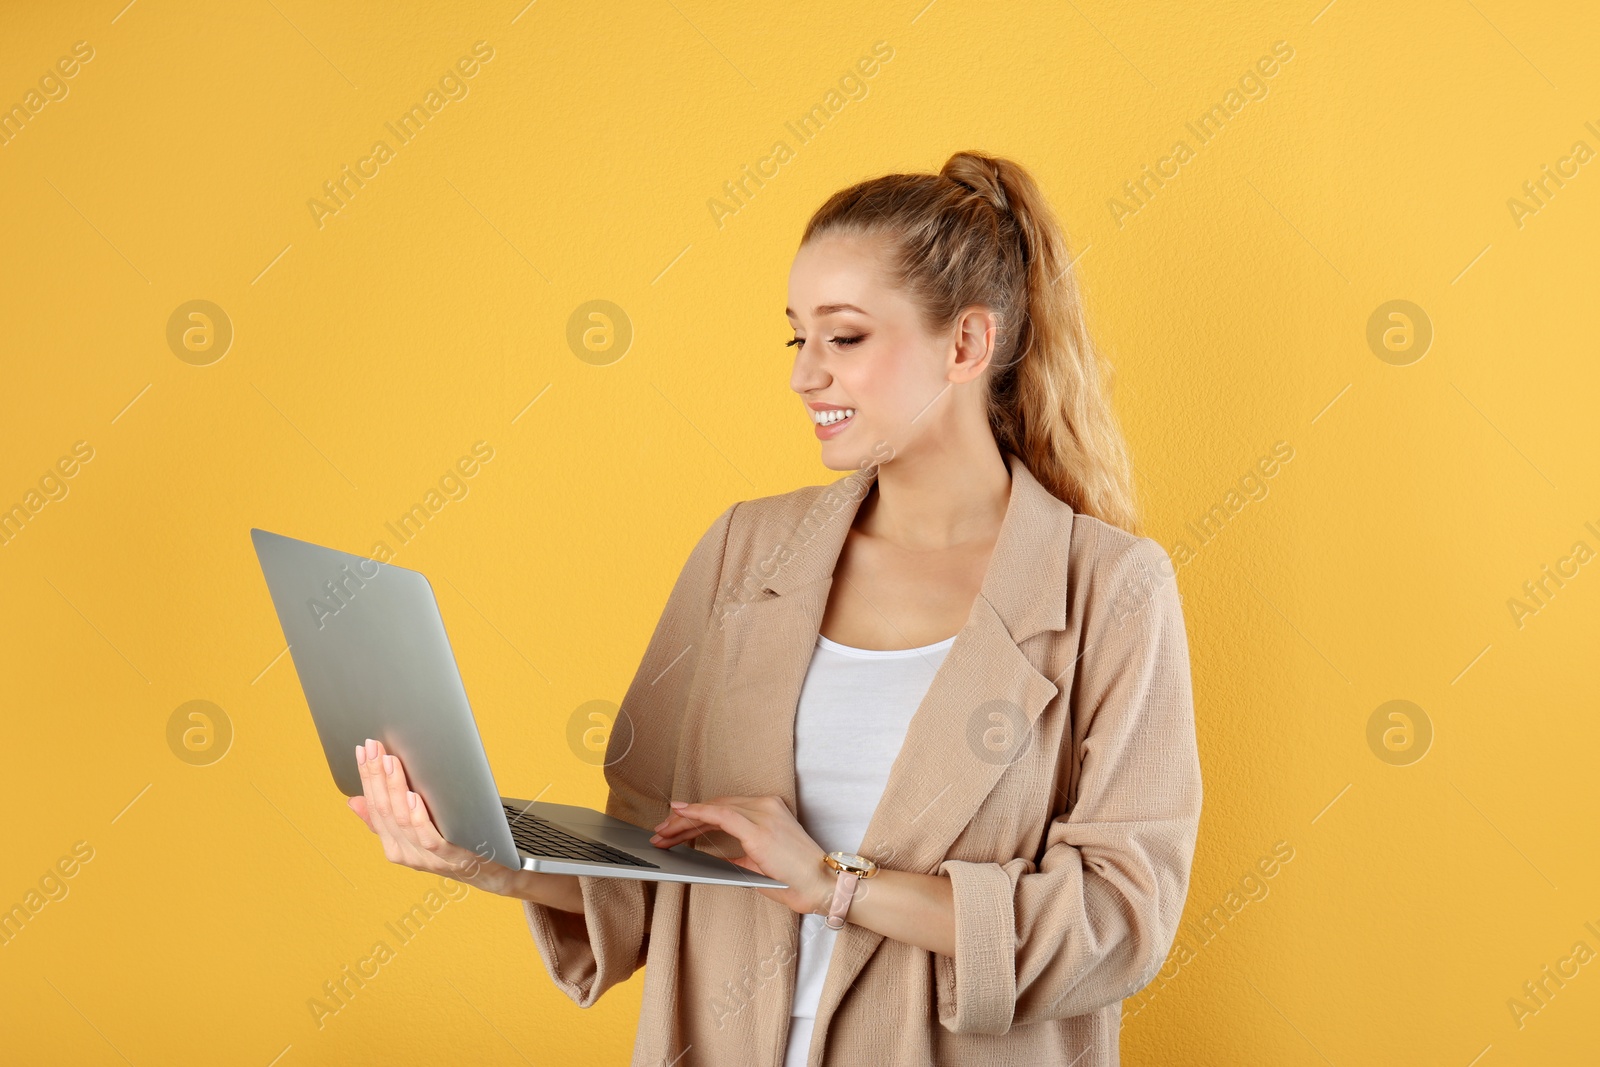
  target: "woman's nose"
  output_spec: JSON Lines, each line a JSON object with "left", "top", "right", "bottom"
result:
{"left": 790, "top": 346, "right": 829, "bottom": 394}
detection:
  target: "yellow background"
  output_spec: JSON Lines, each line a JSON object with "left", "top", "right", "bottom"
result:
{"left": 2, "top": 1, "right": 1596, "bottom": 1063}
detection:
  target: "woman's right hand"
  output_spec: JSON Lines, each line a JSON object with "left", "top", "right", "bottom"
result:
{"left": 348, "top": 737, "right": 523, "bottom": 896}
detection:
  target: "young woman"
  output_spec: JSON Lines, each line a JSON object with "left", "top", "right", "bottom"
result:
{"left": 349, "top": 151, "right": 1202, "bottom": 1066}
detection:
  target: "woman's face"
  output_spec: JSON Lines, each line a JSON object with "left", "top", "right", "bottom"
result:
{"left": 787, "top": 232, "right": 983, "bottom": 471}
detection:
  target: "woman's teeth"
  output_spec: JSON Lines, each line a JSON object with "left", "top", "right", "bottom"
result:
{"left": 812, "top": 408, "right": 855, "bottom": 425}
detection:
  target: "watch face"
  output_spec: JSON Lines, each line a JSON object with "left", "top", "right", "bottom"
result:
{"left": 829, "top": 851, "right": 872, "bottom": 873}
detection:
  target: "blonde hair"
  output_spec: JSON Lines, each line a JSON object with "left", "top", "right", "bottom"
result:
{"left": 800, "top": 150, "right": 1141, "bottom": 534}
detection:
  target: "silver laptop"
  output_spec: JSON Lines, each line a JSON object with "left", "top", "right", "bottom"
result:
{"left": 250, "top": 527, "right": 783, "bottom": 889}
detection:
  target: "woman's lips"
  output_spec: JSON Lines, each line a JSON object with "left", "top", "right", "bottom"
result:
{"left": 813, "top": 411, "right": 853, "bottom": 439}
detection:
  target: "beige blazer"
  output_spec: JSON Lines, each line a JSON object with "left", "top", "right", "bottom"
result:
{"left": 523, "top": 452, "right": 1202, "bottom": 1066}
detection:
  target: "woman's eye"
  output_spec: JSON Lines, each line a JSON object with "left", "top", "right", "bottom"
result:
{"left": 784, "top": 335, "right": 864, "bottom": 349}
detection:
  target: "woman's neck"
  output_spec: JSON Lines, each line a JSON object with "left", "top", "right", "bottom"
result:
{"left": 858, "top": 443, "right": 1012, "bottom": 551}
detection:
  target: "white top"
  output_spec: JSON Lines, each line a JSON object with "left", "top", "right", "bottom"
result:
{"left": 783, "top": 631, "right": 956, "bottom": 1067}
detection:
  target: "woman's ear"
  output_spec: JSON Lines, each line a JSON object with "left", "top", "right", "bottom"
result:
{"left": 950, "top": 305, "right": 1001, "bottom": 383}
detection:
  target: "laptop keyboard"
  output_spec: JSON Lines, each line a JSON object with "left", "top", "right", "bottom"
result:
{"left": 502, "top": 803, "right": 659, "bottom": 868}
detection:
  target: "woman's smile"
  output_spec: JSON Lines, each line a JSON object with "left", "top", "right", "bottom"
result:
{"left": 809, "top": 404, "right": 856, "bottom": 439}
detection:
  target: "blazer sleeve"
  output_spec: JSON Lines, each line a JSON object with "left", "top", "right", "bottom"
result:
{"left": 522, "top": 501, "right": 737, "bottom": 1008}
{"left": 933, "top": 534, "right": 1203, "bottom": 1035}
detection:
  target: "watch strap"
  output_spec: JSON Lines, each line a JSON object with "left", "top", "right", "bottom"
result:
{"left": 825, "top": 868, "right": 860, "bottom": 930}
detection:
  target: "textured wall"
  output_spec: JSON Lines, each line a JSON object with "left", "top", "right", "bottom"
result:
{"left": 1, "top": 1, "right": 1595, "bottom": 1063}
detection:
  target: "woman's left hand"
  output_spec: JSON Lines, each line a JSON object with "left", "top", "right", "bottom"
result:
{"left": 650, "top": 795, "right": 834, "bottom": 916}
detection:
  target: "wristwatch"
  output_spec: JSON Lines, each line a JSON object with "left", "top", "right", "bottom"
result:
{"left": 821, "top": 850, "right": 879, "bottom": 930}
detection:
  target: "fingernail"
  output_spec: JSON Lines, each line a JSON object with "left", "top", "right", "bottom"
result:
{"left": 407, "top": 791, "right": 418, "bottom": 810}
{"left": 653, "top": 820, "right": 666, "bottom": 830}
{"left": 355, "top": 745, "right": 366, "bottom": 766}
{"left": 670, "top": 800, "right": 687, "bottom": 808}
{"left": 383, "top": 754, "right": 395, "bottom": 774}
{"left": 365, "top": 739, "right": 377, "bottom": 759}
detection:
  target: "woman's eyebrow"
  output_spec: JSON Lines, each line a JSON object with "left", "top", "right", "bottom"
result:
{"left": 784, "top": 303, "right": 870, "bottom": 317}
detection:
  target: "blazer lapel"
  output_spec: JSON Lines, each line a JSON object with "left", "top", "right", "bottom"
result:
{"left": 710, "top": 462, "right": 880, "bottom": 816}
